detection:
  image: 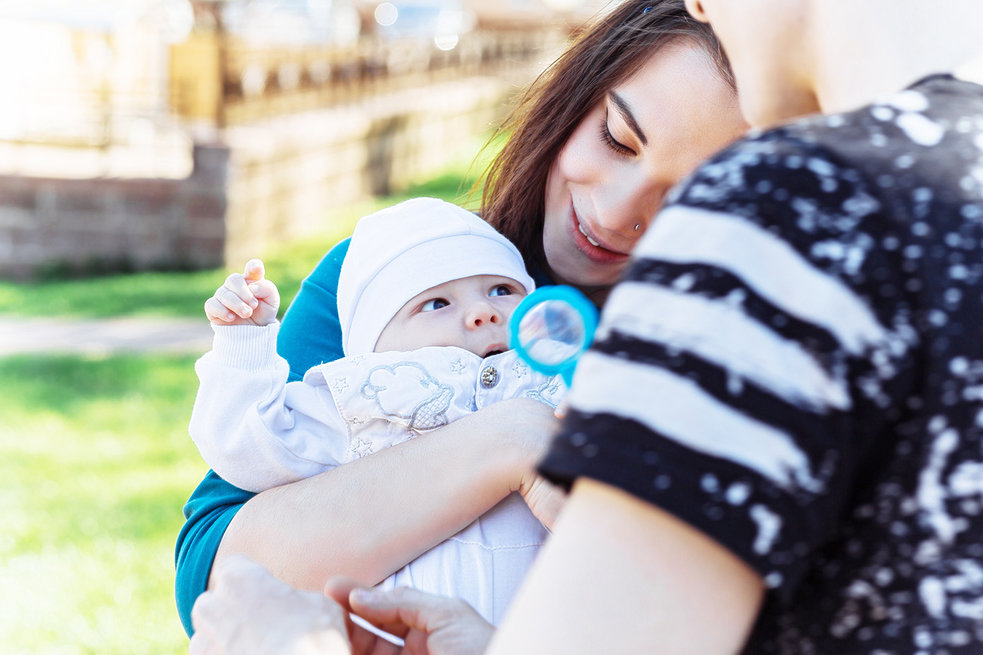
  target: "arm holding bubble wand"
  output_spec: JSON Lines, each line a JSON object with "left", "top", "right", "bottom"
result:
{"left": 507, "top": 285, "right": 600, "bottom": 529}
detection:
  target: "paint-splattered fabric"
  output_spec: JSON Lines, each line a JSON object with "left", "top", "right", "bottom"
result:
{"left": 539, "top": 75, "right": 983, "bottom": 653}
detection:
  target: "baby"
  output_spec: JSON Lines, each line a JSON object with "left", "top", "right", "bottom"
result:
{"left": 189, "top": 197, "right": 565, "bottom": 624}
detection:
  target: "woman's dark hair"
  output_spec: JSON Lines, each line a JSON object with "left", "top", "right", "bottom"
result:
{"left": 479, "top": 0, "right": 733, "bottom": 271}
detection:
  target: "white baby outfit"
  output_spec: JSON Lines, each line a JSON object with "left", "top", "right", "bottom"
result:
{"left": 191, "top": 323, "right": 564, "bottom": 623}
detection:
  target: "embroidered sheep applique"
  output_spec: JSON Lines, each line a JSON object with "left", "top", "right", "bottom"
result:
{"left": 360, "top": 362, "right": 455, "bottom": 430}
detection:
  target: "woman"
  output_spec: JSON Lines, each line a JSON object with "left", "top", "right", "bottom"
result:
{"left": 175, "top": 0, "right": 747, "bottom": 636}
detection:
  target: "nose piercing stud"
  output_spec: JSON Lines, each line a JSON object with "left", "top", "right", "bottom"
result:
{"left": 634, "top": 224, "right": 641, "bottom": 231}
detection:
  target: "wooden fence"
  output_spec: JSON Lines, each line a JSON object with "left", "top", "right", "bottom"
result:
{"left": 170, "top": 27, "right": 565, "bottom": 126}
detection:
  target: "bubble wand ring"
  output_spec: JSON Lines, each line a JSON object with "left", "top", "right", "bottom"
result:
{"left": 508, "top": 285, "right": 599, "bottom": 386}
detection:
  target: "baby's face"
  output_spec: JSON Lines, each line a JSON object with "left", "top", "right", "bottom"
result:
{"left": 374, "top": 275, "right": 527, "bottom": 357}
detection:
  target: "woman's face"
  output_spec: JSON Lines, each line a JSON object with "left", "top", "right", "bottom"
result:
{"left": 543, "top": 41, "right": 748, "bottom": 290}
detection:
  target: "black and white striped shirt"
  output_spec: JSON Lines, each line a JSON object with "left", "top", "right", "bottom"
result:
{"left": 540, "top": 75, "right": 983, "bottom": 654}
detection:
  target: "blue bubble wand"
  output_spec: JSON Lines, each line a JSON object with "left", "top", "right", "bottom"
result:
{"left": 508, "top": 285, "right": 599, "bottom": 386}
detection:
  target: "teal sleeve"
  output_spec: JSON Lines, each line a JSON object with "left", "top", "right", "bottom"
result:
{"left": 174, "top": 238, "right": 351, "bottom": 636}
{"left": 174, "top": 471, "right": 254, "bottom": 636}
{"left": 277, "top": 239, "right": 350, "bottom": 381}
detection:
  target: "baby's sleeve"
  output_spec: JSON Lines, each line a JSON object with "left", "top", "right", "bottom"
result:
{"left": 190, "top": 322, "right": 350, "bottom": 492}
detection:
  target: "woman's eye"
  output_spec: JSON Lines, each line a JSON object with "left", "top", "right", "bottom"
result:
{"left": 421, "top": 298, "right": 449, "bottom": 312}
{"left": 490, "top": 285, "right": 513, "bottom": 297}
{"left": 599, "top": 109, "right": 635, "bottom": 157}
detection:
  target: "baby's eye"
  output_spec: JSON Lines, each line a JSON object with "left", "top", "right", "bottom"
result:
{"left": 490, "top": 285, "right": 513, "bottom": 297}
{"left": 421, "top": 298, "right": 449, "bottom": 312}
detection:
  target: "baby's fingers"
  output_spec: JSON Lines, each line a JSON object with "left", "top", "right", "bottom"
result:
{"left": 204, "top": 273, "right": 256, "bottom": 322}
{"left": 205, "top": 295, "right": 240, "bottom": 323}
{"left": 226, "top": 271, "right": 261, "bottom": 307}
{"left": 245, "top": 279, "right": 280, "bottom": 325}
{"left": 247, "top": 279, "right": 279, "bottom": 308}
{"left": 205, "top": 289, "right": 254, "bottom": 323}
{"left": 223, "top": 278, "right": 259, "bottom": 313}
{"left": 243, "top": 258, "right": 265, "bottom": 283}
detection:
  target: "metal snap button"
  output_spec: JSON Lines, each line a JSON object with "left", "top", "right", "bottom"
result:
{"left": 480, "top": 365, "right": 499, "bottom": 388}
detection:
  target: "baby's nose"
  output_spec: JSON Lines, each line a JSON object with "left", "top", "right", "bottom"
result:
{"left": 466, "top": 301, "right": 502, "bottom": 328}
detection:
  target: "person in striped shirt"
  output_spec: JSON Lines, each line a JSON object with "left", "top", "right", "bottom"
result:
{"left": 492, "top": 1, "right": 983, "bottom": 653}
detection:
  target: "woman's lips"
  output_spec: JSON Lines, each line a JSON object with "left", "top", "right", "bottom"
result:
{"left": 569, "top": 205, "right": 631, "bottom": 264}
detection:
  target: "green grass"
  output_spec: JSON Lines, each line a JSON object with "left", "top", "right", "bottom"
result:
{"left": 0, "top": 353, "right": 207, "bottom": 655}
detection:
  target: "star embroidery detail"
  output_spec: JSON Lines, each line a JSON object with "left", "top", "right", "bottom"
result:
{"left": 511, "top": 360, "right": 529, "bottom": 378}
{"left": 349, "top": 433, "right": 373, "bottom": 459}
{"left": 449, "top": 358, "right": 466, "bottom": 374}
{"left": 330, "top": 377, "right": 349, "bottom": 394}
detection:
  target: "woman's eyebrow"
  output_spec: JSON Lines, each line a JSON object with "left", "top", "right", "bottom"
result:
{"left": 610, "top": 92, "right": 648, "bottom": 146}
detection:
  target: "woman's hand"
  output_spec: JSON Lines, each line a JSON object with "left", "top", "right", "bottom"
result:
{"left": 327, "top": 579, "right": 495, "bottom": 655}
{"left": 484, "top": 398, "right": 561, "bottom": 484}
{"left": 192, "top": 555, "right": 494, "bottom": 655}
{"left": 518, "top": 475, "right": 568, "bottom": 532}
{"left": 191, "top": 554, "right": 351, "bottom": 655}
{"left": 484, "top": 397, "right": 567, "bottom": 529}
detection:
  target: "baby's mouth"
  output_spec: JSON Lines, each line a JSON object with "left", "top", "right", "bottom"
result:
{"left": 484, "top": 342, "right": 508, "bottom": 357}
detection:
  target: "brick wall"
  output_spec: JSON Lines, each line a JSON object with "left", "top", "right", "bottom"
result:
{"left": 0, "top": 149, "right": 227, "bottom": 279}
{"left": 0, "top": 75, "right": 517, "bottom": 280}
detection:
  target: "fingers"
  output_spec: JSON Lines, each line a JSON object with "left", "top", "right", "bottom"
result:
{"left": 190, "top": 588, "right": 231, "bottom": 655}
{"left": 249, "top": 278, "right": 280, "bottom": 309}
{"left": 325, "top": 579, "right": 408, "bottom": 655}
{"left": 243, "top": 258, "right": 265, "bottom": 283}
{"left": 206, "top": 272, "right": 258, "bottom": 322}
{"left": 345, "top": 587, "right": 495, "bottom": 655}
{"left": 348, "top": 586, "right": 472, "bottom": 634}
{"left": 195, "top": 555, "right": 355, "bottom": 655}
{"left": 205, "top": 260, "right": 279, "bottom": 325}
{"left": 327, "top": 579, "right": 412, "bottom": 642}
{"left": 324, "top": 577, "right": 362, "bottom": 611}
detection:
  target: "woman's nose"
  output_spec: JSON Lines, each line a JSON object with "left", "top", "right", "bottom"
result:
{"left": 594, "top": 176, "right": 665, "bottom": 236}
{"left": 466, "top": 301, "right": 502, "bottom": 329}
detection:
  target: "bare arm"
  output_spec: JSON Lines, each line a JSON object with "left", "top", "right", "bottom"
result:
{"left": 488, "top": 477, "right": 765, "bottom": 654}
{"left": 212, "top": 397, "right": 558, "bottom": 592}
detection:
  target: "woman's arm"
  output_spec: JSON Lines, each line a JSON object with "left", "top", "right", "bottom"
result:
{"left": 488, "top": 477, "right": 764, "bottom": 654}
{"left": 213, "top": 397, "right": 558, "bottom": 592}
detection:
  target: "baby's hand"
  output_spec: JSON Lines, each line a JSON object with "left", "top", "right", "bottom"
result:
{"left": 205, "top": 259, "right": 280, "bottom": 326}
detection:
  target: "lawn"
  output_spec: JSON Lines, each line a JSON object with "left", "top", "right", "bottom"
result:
{"left": 0, "top": 139, "right": 492, "bottom": 653}
{"left": 0, "top": 353, "right": 206, "bottom": 654}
